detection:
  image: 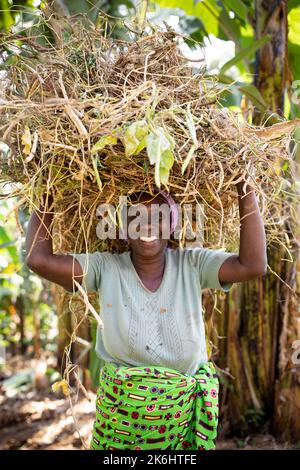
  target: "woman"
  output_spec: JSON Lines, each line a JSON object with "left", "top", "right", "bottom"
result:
{"left": 26, "top": 181, "right": 267, "bottom": 450}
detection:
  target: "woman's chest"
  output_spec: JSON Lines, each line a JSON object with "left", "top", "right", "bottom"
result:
{"left": 98, "top": 274, "right": 204, "bottom": 348}
{"left": 98, "top": 286, "right": 206, "bottom": 373}
{"left": 98, "top": 257, "right": 204, "bottom": 341}
{"left": 138, "top": 275, "right": 163, "bottom": 293}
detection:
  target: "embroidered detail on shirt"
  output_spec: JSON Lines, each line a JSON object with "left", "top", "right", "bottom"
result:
{"left": 128, "top": 279, "right": 183, "bottom": 368}
{"left": 141, "top": 292, "right": 164, "bottom": 364}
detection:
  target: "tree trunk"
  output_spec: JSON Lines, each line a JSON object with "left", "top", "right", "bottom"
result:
{"left": 253, "top": 0, "right": 287, "bottom": 123}
{"left": 272, "top": 230, "right": 300, "bottom": 441}
{"left": 15, "top": 295, "right": 26, "bottom": 355}
{"left": 253, "top": 0, "right": 300, "bottom": 442}
{"left": 32, "top": 307, "right": 41, "bottom": 358}
{"left": 53, "top": 284, "right": 92, "bottom": 389}
{"left": 212, "top": 0, "right": 300, "bottom": 441}
{"left": 71, "top": 301, "right": 92, "bottom": 390}
{"left": 53, "top": 284, "right": 73, "bottom": 373}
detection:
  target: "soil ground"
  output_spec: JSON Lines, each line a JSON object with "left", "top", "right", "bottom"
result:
{"left": 0, "top": 356, "right": 297, "bottom": 451}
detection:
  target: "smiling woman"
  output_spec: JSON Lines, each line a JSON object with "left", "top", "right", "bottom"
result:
{"left": 124, "top": 190, "right": 175, "bottom": 293}
{"left": 126, "top": 191, "right": 173, "bottom": 234}
{"left": 25, "top": 181, "right": 267, "bottom": 450}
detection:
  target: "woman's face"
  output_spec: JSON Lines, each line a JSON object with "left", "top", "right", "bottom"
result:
{"left": 127, "top": 194, "right": 170, "bottom": 258}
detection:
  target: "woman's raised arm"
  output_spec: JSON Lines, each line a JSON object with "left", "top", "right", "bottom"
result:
{"left": 218, "top": 179, "right": 268, "bottom": 284}
{"left": 25, "top": 193, "right": 83, "bottom": 292}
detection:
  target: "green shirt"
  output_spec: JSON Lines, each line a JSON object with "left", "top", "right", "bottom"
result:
{"left": 70, "top": 247, "right": 236, "bottom": 375}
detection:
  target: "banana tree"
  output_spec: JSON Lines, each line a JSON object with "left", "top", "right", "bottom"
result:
{"left": 154, "top": 0, "right": 300, "bottom": 440}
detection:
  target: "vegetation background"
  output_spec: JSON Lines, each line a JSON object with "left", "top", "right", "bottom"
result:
{"left": 0, "top": 0, "right": 300, "bottom": 450}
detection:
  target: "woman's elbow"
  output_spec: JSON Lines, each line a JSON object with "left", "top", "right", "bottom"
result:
{"left": 248, "top": 261, "right": 268, "bottom": 279}
{"left": 26, "top": 254, "right": 44, "bottom": 273}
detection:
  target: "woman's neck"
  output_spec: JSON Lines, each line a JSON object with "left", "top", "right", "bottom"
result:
{"left": 130, "top": 250, "right": 166, "bottom": 281}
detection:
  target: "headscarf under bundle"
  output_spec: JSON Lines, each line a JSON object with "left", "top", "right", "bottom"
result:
{"left": 152, "top": 187, "right": 179, "bottom": 235}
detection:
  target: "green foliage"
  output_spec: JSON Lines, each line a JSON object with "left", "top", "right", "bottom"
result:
{"left": 154, "top": 0, "right": 300, "bottom": 119}
{"left": 0, "top": 0, "right": 41, "bottom": 31}
{"left": 219, "top": 35, "right": 271, "bottom": 75}
{"left": 0, "top": 199, "right": 56, "bottom": 353}
{"left": 288, "top": 4, "right": 300, "bottom": 84}
{"left": 241, "top": 407, "right": 266, "bottom": 435}
{"left": 122, "top": 119, "right": 175, "bottom": 187}
{"left": 91, "top": 135, "right": 118, "bottom": 153}
{"left": 2, "top": 0, "right": 299, "bottom": 118}
{"left": 146, "top": 126, "right": 175, "bottom": 188}
{"left": 153, "top": 1, "right": 260, "bottom": 110}
{"left": 124, "top": 120, "right": 149, "bottom": 156}
{"left": 0, "top": 0, "right": 137, "bottom": 42}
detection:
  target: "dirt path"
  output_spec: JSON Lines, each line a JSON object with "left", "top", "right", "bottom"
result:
{"left": 0, "top": 389, "right": 95, "bottom": 450}
{"left": 0, "top": 356, "right": 297, "bottom": 450}
{"left": 1, "top": 389, "right": 297, "bottom": 450}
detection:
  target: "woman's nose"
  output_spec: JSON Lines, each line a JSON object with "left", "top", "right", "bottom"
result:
{"left": 140, "top": 223, "right": 159, "bottom": 237}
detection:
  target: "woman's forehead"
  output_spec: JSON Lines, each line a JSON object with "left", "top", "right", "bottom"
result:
{"left": 127, "top": 196, "right": 171, "bottom": 222}
{"left": 129, "top": 194, "right": 169, "bottom": 210}
{"left": 127, "top": 202, "right": 169, "bottom": 217}
{"left": 128, "top": 192, "right": 167, "bottom": 206}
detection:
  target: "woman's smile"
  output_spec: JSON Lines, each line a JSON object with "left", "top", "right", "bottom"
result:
{"left": 137, "top": 236, "right": 161, "bottom": 250}
{"left": 140, "top": 235, "right": 158, "bottom": 242}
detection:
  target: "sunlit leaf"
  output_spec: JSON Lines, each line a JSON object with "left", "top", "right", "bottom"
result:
{"left": 21, "top": 126, "right": 31, "bottom": 155}
{"left": 217, "top": 73, "right": 268, "bottom": 112}
{"left": 223, "top": 0, "right": 248, "bottom": 22}
{"left": 123, "top": 120, "right": 149, "bottom": 157}
{"left": 91, "top": 135, "right": 118, "bottom": 153}
{"left": 0, "top": 0, "right": 14, "bottom": 31}
{"left": 52, "top": 379, "right": 69, "bottom": 396}
{"left": 220, "top": 35, "right": 272, "bottom": 75}
{"left": 160, "top": 149, "right": 174, "bottom": 170}
{"left": 146, "top": 126, "right": 175, "bottom": 188}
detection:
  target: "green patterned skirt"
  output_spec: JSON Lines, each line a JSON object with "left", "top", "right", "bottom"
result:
{"left": 90, "top": 361, "right": 219, "bottom": 451}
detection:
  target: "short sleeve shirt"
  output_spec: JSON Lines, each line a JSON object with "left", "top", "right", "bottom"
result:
{"left": 68, "top": 247, "right": 236, "bottom": 375}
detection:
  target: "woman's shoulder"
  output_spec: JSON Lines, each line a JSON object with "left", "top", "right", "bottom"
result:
{"left": 168, "top": 246, "right": 209, "bottom": 271}
{"left": 75, "top": 250, "right": 124, "bottom": 267}
{"left": 168, "top": 245, "right": 204, "bottom": 258}
{"left": 167, "top": 246, "right": 201, "bottom": 265}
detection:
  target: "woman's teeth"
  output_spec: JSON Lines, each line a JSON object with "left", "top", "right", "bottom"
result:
{"left": 140, "top": 236, "right": 157, "bottom": 242}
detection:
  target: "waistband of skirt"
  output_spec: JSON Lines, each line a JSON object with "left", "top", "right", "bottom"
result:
{"left": 99, "top": 360, "right": 218, "bottom": 382}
